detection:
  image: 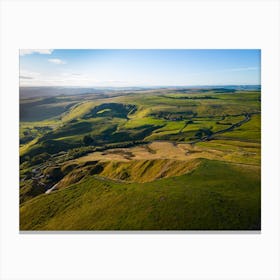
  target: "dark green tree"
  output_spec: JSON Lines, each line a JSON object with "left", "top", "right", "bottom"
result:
{"left": 83, "top": 135, "right": 94, "bottom": 146}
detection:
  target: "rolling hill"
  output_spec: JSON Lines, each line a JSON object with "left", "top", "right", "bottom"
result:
{"left": 19, "top": 87, "right": 261, "bottom": 230}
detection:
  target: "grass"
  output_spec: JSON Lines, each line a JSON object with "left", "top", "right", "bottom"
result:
{"left": 20, "top": 97, "right": 79, "bottom": 122}
{"left": 100, "top": 158, "right": 201, "bottom": 182}
{"left": 77, "top": 140, "right": 260, "bottom": 166}
{"left": 20, "top": 159, "right": 260, "bottom": 230}
{"left": 220, "top": 115, "right": 261, "bottom": 142}
{"left": 61, "top": 101, "right": 97, "bottom": 122}
{"left": 123, "top": 116, "right": 165, "bottom": 129}
{"left": 19, "top": 88, "right": 261, "bottom": 230}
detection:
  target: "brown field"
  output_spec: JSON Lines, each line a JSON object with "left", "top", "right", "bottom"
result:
{"left": 77, "top": 140, "right": 260, "bottom": 166}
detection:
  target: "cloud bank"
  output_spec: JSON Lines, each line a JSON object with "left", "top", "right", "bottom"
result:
{"left": 20, "top": 49, "right": 53, "bottom": 56}
{"left": 48, "top": 58, "right": 66, "bottom": 65}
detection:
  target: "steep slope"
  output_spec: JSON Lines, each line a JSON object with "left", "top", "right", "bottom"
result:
{"left": 20, "top": 159, "right": 261, "bottom": 230}
{"left": 100, "top": 158, "right": 200, "bottom": 182}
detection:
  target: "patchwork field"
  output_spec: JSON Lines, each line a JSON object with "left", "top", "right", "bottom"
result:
{"left": 19, "top": 87, "right": 261, "bottom": 230}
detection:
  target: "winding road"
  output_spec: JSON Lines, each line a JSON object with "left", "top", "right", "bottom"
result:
{"left": 189, "top": 113, "right": 251, "bottom": 144}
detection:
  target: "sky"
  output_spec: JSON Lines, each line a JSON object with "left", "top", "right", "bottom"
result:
{"left": 19, "top": 49, "right": 261, "bottom": 87}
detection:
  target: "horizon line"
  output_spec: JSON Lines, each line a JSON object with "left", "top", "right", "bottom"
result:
{"left": 19, "top": 84, "right": 261, "bottom": 88}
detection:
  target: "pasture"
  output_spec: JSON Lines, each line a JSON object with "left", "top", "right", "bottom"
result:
{"left": 19, "top": 87, "right": 261, "bottom": 230}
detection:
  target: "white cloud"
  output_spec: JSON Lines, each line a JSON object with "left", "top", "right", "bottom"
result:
{"left": 48, "top": 58, "right": 66, "bottom": 65}
{"left": 19, "top": 71, "right": 99, "bottom": 87}
{"left": 20, "top": 76, "right": 33, "bottom": 80}
{"left": 20, "top": 69, "right": 41, "bottom": 78}
{"left": 187, "top": 67, "right": 259, "bottom": 78}
{"left": 20, "top": 69, "right": 42, "bottom": 86}
{"left": 20, "top": 49, "right": 53, "bottom": 56}
{"left": 223, "top": 67, "right": 259, "bottom": 72}
{"left": 20, "top": 70, "right": 140, "bottom": 87}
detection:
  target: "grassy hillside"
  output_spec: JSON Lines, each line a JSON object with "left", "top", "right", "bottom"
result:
{"left": 20, "top": 97, "right": 79, "bottom": 122}
{"left": 20, "top": 160, "right": 260, "bottom": 230}
{"left": 19, "top": 88, "right": 261, "bottom": 230}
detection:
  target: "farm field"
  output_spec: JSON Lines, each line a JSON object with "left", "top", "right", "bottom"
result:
{"left": 19, "top": 87, "right": 261, "bottom": 230}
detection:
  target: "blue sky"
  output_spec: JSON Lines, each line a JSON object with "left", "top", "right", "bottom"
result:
{"left": 20, "top": 49, "right": 260, "bottom": 87}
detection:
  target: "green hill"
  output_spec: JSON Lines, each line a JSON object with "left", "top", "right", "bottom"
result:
{"left": 20, "top": 159, "right": 260, "bottom": 230}
{"left": 20, "top": 88, "right": 261, "bottom": 231}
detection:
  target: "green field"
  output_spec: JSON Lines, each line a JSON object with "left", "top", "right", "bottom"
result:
{"left": 19, "top": 87, "right": 261, "bottom": 230}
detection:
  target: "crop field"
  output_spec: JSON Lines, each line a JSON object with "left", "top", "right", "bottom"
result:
{"left": 19, "top": 87, "right": 261, "bottom": 230}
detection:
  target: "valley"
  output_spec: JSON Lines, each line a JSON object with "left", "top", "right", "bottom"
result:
{"left": 19, "top": 87, "right": 261, "bottom": 230}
